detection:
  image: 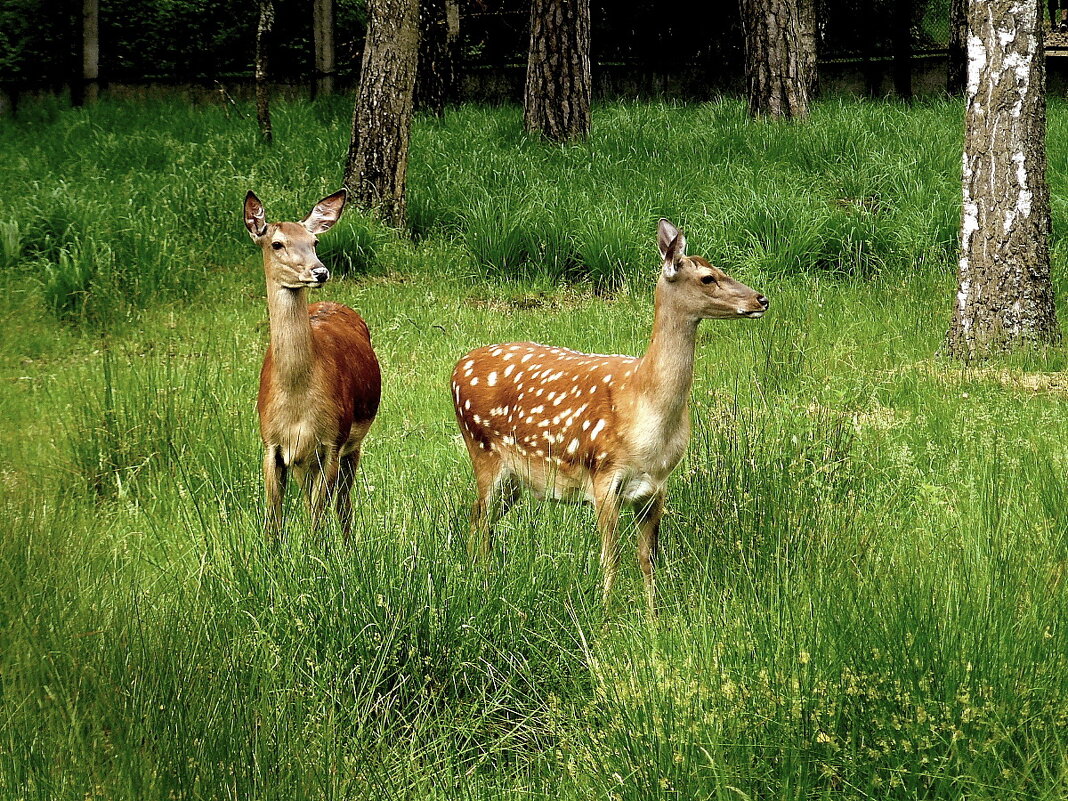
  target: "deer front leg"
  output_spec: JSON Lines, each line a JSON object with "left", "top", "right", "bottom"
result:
{"left": 306, "top": 444, "right": 341, "bottom": 534}
{"left": 635, "top": 492, "right": 664, "bottom": 618}
{"left": 263, "top": 446, "right": 287, "bottom": 538}
{"left": 334, "top": 450, "right": 359, "bottom": 542}
{"left": 594, "top": 474, "right": 623, "bottom": 608}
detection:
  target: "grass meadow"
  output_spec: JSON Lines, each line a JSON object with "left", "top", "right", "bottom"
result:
{"left": 3, "top": 95, "right": 1068, "bottom": 799}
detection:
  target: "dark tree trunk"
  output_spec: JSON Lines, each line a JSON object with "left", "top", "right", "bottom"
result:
{"left": 73, "top": 0, "right": 99, "bottom": 106}
{"left": 740, "top": 0, "right": 816, "bottom": 119}
{"left": 312, "top": 0, "right": 335, "bottom": 97}
{"left": 255, "top": 0, "right": 274, "bottom": 143}
{"left": 523, "top": 0, "right": 591, "bottom": 142}
{"left": 800, "top": 0, "right": 818, "bottom": 96}
{"left": 416, "top": 0, "right": 459, "bottom": 116}
{"left": 947, "top": 0, "right": 967, "bottom": 94}
{"left": 344, "top": 0, "right": 420, "bottom": 228}
{"left": 945, "top": 0, "right": 1060, "bottom": 358}
{"left": 0, "top": 88, "right": 15, "bottom": 118}
{"left": 891, "top": 0, "right": 912, "bottom": 100}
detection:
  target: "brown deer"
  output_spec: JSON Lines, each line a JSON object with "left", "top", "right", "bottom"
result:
{"left": 452, "top": 219, "right": 768, "bottom": 613}
{"left": 244, "top": 189, "right": 381, "bottom": 539}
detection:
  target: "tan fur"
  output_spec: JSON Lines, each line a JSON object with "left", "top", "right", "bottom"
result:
{"left": 246, "top": 190, "right": 381, "bottom": 539}
{"left": 452, "top": 219, "right": 768, "bottom": 614}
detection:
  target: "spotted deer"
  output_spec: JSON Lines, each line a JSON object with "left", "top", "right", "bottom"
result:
{"left": 245, "top": 189, "right": 381, "bottom": 539}
{"left": 452, "top": 219, "right": 769, "bottom": 613}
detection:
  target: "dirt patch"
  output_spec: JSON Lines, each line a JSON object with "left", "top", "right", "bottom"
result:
{"left": 909, "top": 360, "right": 1068, "bottom": 397}
{"left": 465, "top": 288, "right": 601, "bottom": 313}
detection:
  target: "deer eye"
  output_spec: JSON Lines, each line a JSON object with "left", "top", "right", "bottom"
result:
{"left": 700, "top": 274, "right": 715, "bottom": 285}
{"left": 271, "top": 241, "right": 284, "bottom": 250}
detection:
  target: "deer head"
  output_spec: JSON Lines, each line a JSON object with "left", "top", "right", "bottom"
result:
{"left": 657, "top": 218, "right": 768, "bottom": 321}
{"left": 244, "top": 189, "right": 347, "bottom": 289}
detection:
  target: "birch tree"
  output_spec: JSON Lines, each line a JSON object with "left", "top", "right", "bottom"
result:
{"left": 945, "top": 0, "right": 1060, "bottom": 357}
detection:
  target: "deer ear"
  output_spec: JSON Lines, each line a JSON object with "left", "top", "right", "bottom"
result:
{"left": 245, "top": 191, "right": 268, "bottom": 239}
{"left": 658, "top": 219, "right": 686, "bottom": 281}
{"left": 302, "top": 189, "right": 347, "bottom": 235}
{"left": 653, "top": 217, "right": 679, "bottom": 258}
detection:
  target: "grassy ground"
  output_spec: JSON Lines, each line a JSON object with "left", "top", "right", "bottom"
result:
{"left": 3, "top": 96, "right": 1068, "bottom": 799}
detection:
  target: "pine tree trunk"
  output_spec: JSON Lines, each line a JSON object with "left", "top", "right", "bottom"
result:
{"left": 255, "top": 0, "right": 274, "bottom": 144}
{"left": 73, "top": 0, "right": 99, "bottom": 106}
{"left": 740, "top": 0, "right": 816, "bottom": 119}
{"left": 416, "top": 0, "right": 459, "bottom": 116}
{"left": 312, "top": 0, "right": 335, "bottom": 97}
{"left": 945, "top": 0, "right": 1060, "bottom": 358}
{"left": 523, "top": 0, "right": 591, "bottom": 142}
{"left": 344, "top": 0, "right": 420, "bottom": 228}
{"left": 947, "top": 0, "right": 967, "bottom": 94}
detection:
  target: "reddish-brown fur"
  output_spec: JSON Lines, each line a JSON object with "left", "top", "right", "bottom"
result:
{"left": 258, "top": 302, "right": 380, "bottom": 441}
{"left": 453, "top": 343, "right": 634, "bottom": 477}
{"left": 453, "top": 219, "right": 769, "bottom": 613}
{"left": 246, "top": 190, "right": 381, "bottom": 538}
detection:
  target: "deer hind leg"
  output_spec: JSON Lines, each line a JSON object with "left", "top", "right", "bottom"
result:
{"left": 468, "top": 446, "right": 518, "bottom": 561}
{"left": 334, "top": 450, "right": 359, "bottom": 542}
{"left": 593, "top": 473, "right": 623, "bottom": 608}
{"left": 635, "top": 492, "right": 665, "bottom": 618}
{"left": 336, "top": 423, "right": 372, "bottom": 542}
{"left": 263, "top": 446, "right": 287, "bottom": 538}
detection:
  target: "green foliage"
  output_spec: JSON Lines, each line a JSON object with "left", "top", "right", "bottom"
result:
{"left": 4, "top": 97, "right": 1068, "bottom": 800}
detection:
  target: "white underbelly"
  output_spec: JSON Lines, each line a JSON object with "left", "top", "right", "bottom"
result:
{"left": 502, "top": 452, "right": 596, "bottom": 504}
{"left": 617, "top": 471, "right": 663, "bottom": 504}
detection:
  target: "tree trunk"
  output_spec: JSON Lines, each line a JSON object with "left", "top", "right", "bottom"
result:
{"left": 523, "top": 0, "right": 591, "bottom": 142}
{"left": 945, "top": 0, "right": 1060, "bottom": 358}
{"left": 0, "top": 87, "right": 16, "bottom": 119}
{"left": 344, "top": 0, "right": 420, "bottom": 228}
{"left": 416, "top": 0, "right": 460, "bottom": 116}
{"left": 312, "top": 0, "right": 335, "bottom": 97}
{"left": 947, "top": 0, "right": 967, "bottom": 94}
{"left": 255, "top": 0, "right": 274, "bottom": 144}
{"left": 73, "top": 0, "right": 99, "bottom": 106}
{"left": 892, "top": 0, "right": 912, "bottom": 101}
{"left": 740, "top": 0, "right": 816, "bottom": 119}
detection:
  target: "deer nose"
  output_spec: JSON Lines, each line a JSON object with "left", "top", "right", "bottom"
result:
{"left": 757, "top": 294, "right": 770, "bottom": 309}
{"left": 312, "top": 267, "right": 330, "bottom": 284}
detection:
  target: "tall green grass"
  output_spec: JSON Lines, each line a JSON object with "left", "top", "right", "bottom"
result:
{"left": 4, "top": 97, "right": 1068, "bottom": 799}
{"left": 0, "top": 95, "right": 973, "bottom": 326}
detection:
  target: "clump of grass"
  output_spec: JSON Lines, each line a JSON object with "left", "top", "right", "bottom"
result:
{"left": 0, "top": 219, "right": 20, "bottom": 270}
{"left": 319, "top": 210, "right": 393, "bottom": 276}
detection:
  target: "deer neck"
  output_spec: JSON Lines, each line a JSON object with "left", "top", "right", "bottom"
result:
{"left": 631, "top": 280, "right": 700, "bottom": 431}
{"left": 265, "top": 276, "right": 315, "bottom": 393}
